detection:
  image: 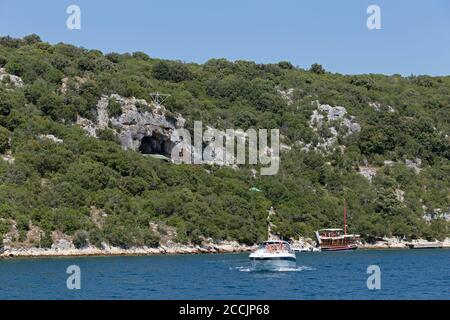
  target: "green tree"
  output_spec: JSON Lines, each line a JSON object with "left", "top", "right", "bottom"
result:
{"left": 0, "top": 125, "right": 9, "bottom": 153}
{"left": 310, "top": 63, "right": 325, "bottom": 74}
{"left": 152, "top": 60, "right": 193, "bottom": 82}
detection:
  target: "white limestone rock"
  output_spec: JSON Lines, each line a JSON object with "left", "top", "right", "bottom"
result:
{"left": 38, "top": 134, "right": 63, "bottom": 144}
{"left": 405, "top": 158, "right": 422, "bottom": 174}
{"left": 358, "top": 166, "right": 377, "bottom": 183}
{"left": 308, "top": 101, "right": 361, "bottom": 153}
{"left": 0, "top": 68, "right": 24, "bottom": 88}
{"left": 277, "top": 87, "right": 294, "bottom": 105}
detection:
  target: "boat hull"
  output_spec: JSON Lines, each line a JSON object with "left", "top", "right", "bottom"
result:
{"left": 320, "top": 244, "right": 358, "bottom": 251}
{"left": 249, "top": 257, "right": 296, "bottom": 271}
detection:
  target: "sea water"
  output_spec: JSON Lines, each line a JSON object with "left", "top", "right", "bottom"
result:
{"left": 0, "top": 249, "right": 449, "bottom": 299}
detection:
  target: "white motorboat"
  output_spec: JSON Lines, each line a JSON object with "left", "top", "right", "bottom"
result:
{"left": 249, "top": 240, "right": 296, "bottom": 271}
{"left": 292, "top": 246, "right": 322, "bottom": 253}
{"left": 292, "top": 246, "right": 311, "bottom": 252}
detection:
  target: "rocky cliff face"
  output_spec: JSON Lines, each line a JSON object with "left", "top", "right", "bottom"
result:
{"left": 76, "top": 94, "right": 280, "bottom": 167}
{"left": 77, "top": 94, "right": 186, "bottom": 158}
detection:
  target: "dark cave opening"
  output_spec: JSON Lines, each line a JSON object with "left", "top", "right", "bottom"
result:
{"left": 138, "top": 133, "right": 171, "bottom": 157}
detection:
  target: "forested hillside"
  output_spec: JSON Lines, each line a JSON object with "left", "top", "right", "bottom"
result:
{"left": 0, "top": 34, "right": 448, "bottom": 249}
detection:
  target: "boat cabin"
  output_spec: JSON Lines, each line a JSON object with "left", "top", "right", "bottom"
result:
{"left": 318, "top": 228, "right": 345, "bottom": 238}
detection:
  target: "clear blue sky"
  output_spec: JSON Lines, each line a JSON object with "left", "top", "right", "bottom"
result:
{"left": 0, "top": 0, "right": 449, "bottom": 75}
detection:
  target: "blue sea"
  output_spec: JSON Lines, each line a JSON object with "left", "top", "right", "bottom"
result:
{"left": 0, "top": 249, "right": 449, "bottom": 299}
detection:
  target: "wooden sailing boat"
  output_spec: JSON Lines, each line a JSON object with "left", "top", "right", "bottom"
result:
{"left": 315, "top": 199, "right": 360, "bottom": 251}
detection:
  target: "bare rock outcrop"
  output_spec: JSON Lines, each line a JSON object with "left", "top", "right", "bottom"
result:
{"left": 0, "top": 68, "right": 24, "bottom": 88}
{"left": 277, "top": 87, "right": 294, "bottom": 105}
{"left": 77, "top": 94, "right": 187, "bottom": 159}
{"left": 109, "top": 94, "right": 181, "bottom": 156}
{"left": 38, "top": 134, "right": 63, "bottom": 144}
{"left": 358, "top": 166, "right": 377, "bottom": 183}
{"left": 369, "top": 102, "right": 395, "bottom": 113}
{"left": 310, "top": 102, "right": 361, "bottom": 134}
{"left": 307, "top": 101, "right": 361, "bottom": 152}
{"left": 423, "top": 207, "right": 450, "bottom": 222}
{"left": 405, "top": 158, "right": 422, "bottom": 174}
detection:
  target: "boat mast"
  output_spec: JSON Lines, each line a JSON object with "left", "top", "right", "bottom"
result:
{"left": 344, "top": 198, "right": 347, "bottom": 235}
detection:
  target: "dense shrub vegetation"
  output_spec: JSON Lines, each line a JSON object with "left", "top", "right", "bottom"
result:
{"left": 0, "top": 35, "right": 448, "bottom": 248}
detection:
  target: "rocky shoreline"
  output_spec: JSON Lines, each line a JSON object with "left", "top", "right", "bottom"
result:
{"left": 358, "top": 238, "right": 450, "bottom": 250}
{"left": 1, "top": 238, "right": 449, "bottom": 259}
{"left": 0, "top": 241, "right": 256, "bottom": 258}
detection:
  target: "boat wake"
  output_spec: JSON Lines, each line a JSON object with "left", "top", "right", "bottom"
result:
{"left": 233, "top": 265, "right": 314, "bottom": 272}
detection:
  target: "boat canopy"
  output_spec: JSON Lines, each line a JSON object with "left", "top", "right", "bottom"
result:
{"left": 320, "top": 234, "right": 360, "bottom": 239}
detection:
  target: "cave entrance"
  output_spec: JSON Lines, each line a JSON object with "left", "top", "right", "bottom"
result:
{"left": 139, "top": 133, "right": 170, "bottom": 157}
